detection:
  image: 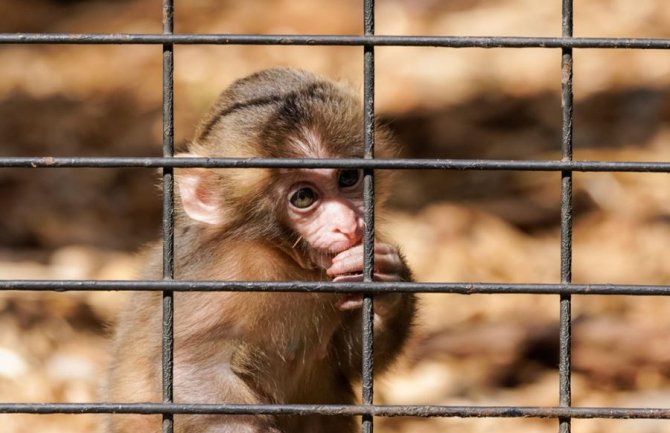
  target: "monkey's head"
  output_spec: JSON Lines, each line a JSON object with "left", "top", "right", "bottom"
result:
{"left": 175, "top": 68, "right": 395, "bottom": 271}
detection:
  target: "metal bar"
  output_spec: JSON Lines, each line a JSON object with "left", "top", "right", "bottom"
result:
{"left": 1, "top": 157, "right": 669, "bottom": 172}
{"left": 362, "top": 1, "right": 375, "bottom": 433}
{"left": 2, "top": 403, "right": 670, "bottom": 419}
{"left": 161, "top": 2, "right": 175, "bottom": 433}
{"left": 3, "top": 280, "right": 670, "bottom": 295}
{"left": 559, "top": 2, "right": 574, "bottom": 433}
{"left": 1, "top": 33, "right": 670, "bottom": 48}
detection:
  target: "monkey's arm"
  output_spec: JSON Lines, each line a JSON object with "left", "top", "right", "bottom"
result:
{"left": 331, "top": 290, "right": 416, "bottom": 379}
{"left": 327, "top": 244, "right": 416, "bottom": 378}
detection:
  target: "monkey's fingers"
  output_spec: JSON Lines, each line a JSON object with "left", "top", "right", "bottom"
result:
{"left": 335, "top": 290, "right": 402, "bottom": 316}
{"left": 336, "top": 293, "right": 364, "bottom": 310}
{"left": 372, "top": 272, "right": 405, "bottom": 282}
{"left": 374, "top": 249, "right": 406, "bottom": 276}
{"left": 327, "top": 251, "right": 363, "bottom": 277}
{"left": 333, "top": 272, "right": 401, "bottom": 283}
{"left": 328, "top": 243, "right": 402, "bottom": 277}
{"left": 332, "top": 273, "right": 364, "bottom": 282}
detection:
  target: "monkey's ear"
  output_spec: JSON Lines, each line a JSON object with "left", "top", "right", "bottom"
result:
{"left": 175, "top": 153, "right": 224, "bottom": 225}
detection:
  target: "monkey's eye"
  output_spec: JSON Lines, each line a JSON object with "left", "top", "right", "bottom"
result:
{"left": 338, "top": 169, "right": 361, "bottom": 188}
{"left": 289, "top": 187, "right": 318, "bottom": 209}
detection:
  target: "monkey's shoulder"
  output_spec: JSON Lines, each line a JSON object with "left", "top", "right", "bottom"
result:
{"left": 183, "top": 237, "right": 321, "bottom": 281}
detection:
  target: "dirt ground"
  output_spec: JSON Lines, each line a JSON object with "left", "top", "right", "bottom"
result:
{"left": 1, "top": 1, "right": 670, "bottom": 432}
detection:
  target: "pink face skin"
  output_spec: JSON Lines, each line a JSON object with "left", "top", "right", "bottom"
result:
{"left": 284, "top": 168, "right": 364, "bottom": 268}
{"left": 284, "top": 168, "right": 407, "bottom": 294}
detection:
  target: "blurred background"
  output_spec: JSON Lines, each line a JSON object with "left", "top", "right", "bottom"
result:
{"left": 1, "top": 0, "right": 670, "bottom": 432}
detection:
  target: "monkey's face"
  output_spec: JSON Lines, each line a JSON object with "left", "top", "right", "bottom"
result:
{"left": 282, "top": 167, "right": 364, "bottom": 269}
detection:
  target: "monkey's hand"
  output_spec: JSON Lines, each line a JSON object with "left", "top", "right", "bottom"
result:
{"left": 326, "top": 242, "right": 410, "bottom": 313}
{"left": 327, "top": 242, "right": 407, "bottom": 282}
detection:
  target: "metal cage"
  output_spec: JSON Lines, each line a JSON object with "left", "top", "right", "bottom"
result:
{"left": 2, "top": 1, "right": 670, "bottom": 432}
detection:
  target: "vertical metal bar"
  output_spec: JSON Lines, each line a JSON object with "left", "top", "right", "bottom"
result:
{"left": 362, "top": 1, "right": 376, "bottom": 433}
{"left": 559, "top": 1, "right": 574, "bottom": 433}
{"left": 162, "top": 1, "right": 175, "bottom": 433}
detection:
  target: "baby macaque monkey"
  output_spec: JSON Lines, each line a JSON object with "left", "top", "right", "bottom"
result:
{"left": 105, "top": 68, "right": 416, "bottom": 433}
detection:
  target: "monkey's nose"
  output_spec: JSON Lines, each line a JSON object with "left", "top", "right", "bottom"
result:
{"left": 334, "top": 217, "right": 363, "bottom": 244}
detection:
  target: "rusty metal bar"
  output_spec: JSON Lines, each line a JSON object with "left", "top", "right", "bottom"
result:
{"left": 1, "top": 33, "right": 670, "bottom": 49}
{"left": 2, "top": 280, "right": 670, "bottom": 295}
{"left": 362, "top": 1, "right": 376, "bottom": 432}
{"left": 559, "top": 1, "right": 574, "bottom": 433}
{"left": 161, "top": 2, "right": 175, "bottom": 433}
{"left": 1, "top": 157, "right": 669, "bottom": 172}
{"left": 1, "top": 403, "right": 670, "bottom": 419}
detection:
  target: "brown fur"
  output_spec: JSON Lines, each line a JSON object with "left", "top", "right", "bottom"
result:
{"left": 105, "top": 68, "right": 415, "bottom": 433}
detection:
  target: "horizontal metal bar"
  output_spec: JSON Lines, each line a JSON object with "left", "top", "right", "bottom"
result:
{"left": 1, "top": 403, "right": 670, "bottom": 419}
{"left": 1, "top": 157, "right": 669, "bottom": 172}
{"left": 1, "top": 34, "right": 670, "bottom": 49}
{"left": 2, "top": 280, "right": 670, "bottom": 295}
